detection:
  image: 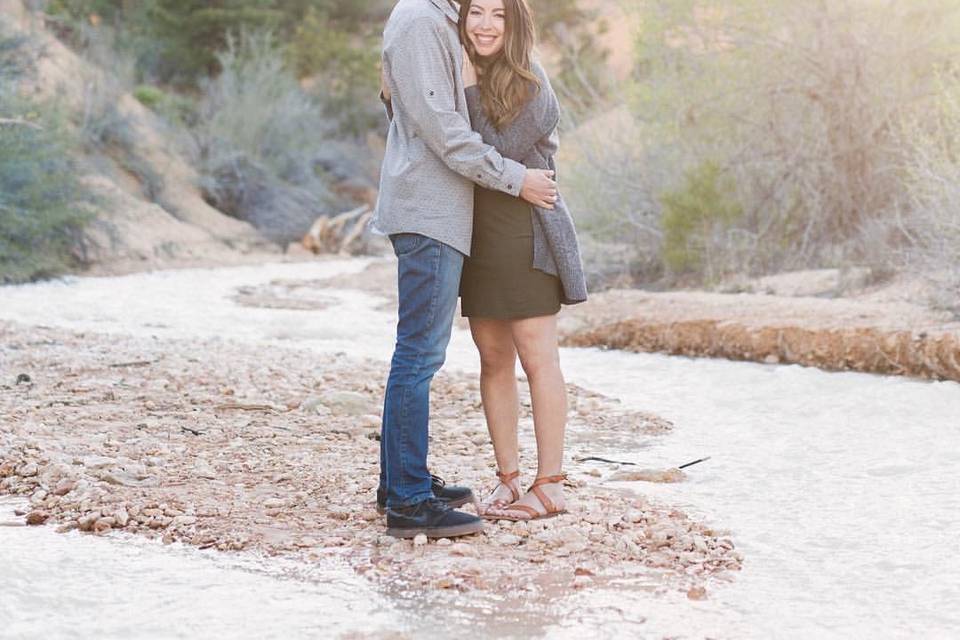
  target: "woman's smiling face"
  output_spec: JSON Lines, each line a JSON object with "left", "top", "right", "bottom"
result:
{"left": 465, "top": 0, "right": 506, "bottom": 58}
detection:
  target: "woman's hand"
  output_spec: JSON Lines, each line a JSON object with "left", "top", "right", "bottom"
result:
{"left": 461, "top": 46, "right": 478, "bottom": 88}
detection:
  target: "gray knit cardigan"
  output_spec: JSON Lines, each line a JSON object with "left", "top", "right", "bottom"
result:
{"left": 463, "top": 62, "right": 588, "bottom": 305}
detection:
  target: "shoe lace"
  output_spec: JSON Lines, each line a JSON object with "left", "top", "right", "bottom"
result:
{"left": 420, "top": 497, "right": 450, "bottom": 513}
{"left": 430, "top": 474, "right": 446, "bottom": 489}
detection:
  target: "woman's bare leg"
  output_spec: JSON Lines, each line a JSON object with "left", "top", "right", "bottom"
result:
{"left": 469, "top": 317, "right": 522, "bottom": 508}
{"left": 497, "top": 314, "right": 567, "bottom": 515}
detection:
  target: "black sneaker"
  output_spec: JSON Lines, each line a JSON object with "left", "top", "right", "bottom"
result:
{"left": 385, "top": 498, "right": 484, "bottom": 539}
{"left": 376, "top": 474, "right": 473, "bottom": 515}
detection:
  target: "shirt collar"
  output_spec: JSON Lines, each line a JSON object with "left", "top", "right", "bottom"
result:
{"left": 430, "top": 0, "right": 460, "bottom": 24}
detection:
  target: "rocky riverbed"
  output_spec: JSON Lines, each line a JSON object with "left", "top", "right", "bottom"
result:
{"left": 0, "top": 320, "right": 741, "bottom": 607}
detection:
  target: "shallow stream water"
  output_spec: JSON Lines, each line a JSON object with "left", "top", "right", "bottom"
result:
{"left": 1, "top": 259, "right": 958, "bottom": 639}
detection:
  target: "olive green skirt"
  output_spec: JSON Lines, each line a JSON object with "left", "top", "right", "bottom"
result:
{"left": 460, "top": 186, "right": 562, "bottom": 319}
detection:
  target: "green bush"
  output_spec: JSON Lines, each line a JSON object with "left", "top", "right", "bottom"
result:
{"left": 287, "top": 6, "right": 381, "bottom": 135}
{"left": 660, "top": 161, "right": 743, "bottom": 277}
{"left": 0, "top": 96, "right": 91, "bottom": 283}
{"left": 133, "top": 84, "right": 196, "bottom": 126}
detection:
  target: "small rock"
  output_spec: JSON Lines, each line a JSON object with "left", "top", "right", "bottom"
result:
{"left": 583, "top": 512, "right": 604, "bottom": 525}
{"left": 319, "top": 391, "right": 377, "bottom": 417}
{"left": 53, "top": 479, "right": 77, "bottom": 496}
{"left": 0, "top": 461, "right": 16, "bottom": 477}
{"left": 93, "top": 519, "right": 113, "bottom": 534}
{"left": 25, "top": 510, "right": 49, "bottom": 526}
{"left": 450, "top": 542, "right": 478, "bottom": 557}
{"left": 609, "top": 468, "right": 686, "bottom": 483}
{"left": 435, "top": 538, "right": 453, "bottom": 547}
{"left": 413, "top": 533, "right": 428, "bottom": 546}
{"left": 622, "top": 510, "right": 644, "bottom": 524}
{"left": 495, "top": 534, "right": 522, "bottom": 546}
{"left": 82, "top": 456, "right": 117, "bottom": 470}
{"left": 687, "top": 586, "right": 708, "bottom": 601}
{"left": 19, "top": 463, "right": 38, "bottom": 477}
{"left": 573, "top": 575, "right": 593, "bottom": 589}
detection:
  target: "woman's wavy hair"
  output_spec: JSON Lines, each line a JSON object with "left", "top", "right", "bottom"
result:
{"left": 459, "top": 0, "right": 540, "bottom": 130}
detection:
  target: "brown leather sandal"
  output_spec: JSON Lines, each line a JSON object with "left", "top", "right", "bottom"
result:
{"left": 478, "top": 469, "right": 521, "bottom": 520}
{"left": 488, "top": 473, "right": 568, "bottom": 522}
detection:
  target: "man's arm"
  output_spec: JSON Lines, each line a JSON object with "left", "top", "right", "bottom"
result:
{"left": 384, "top": 17, "right": 527, "bottom": 196}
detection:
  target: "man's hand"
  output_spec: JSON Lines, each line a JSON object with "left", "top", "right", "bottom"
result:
{"left": 520, "top": 169, "right": 558, "bottom": 209}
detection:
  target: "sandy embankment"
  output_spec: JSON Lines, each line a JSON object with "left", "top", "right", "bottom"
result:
{"left": 282, "top": 260, "right": 960, "bottom": 382}
{"left": 559, "top": 275, "right": 960, "bottom": 382}
{"left": 0, "top": 316, "right": 740, "bottom": 603}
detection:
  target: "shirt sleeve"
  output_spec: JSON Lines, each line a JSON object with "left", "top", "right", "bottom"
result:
{"left": 383, "top": 17, "right": 526, "bottom": 197}
{"left": 464, "top": 63, "right": 560, "bottom": 163}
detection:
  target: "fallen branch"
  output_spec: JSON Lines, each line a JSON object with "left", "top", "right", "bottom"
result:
{"left": 108, "top": 360, "right": 157, "bottom": 368}
{"left": 214, "top": 402, "right": 283, "bottom": 414}
{"left": 0, "top": 117, "right": 43, "bottom": 131}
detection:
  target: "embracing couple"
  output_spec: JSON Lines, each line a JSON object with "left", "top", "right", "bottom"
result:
{"left": 373, "top": 0, "right": 587, "bottom": 539}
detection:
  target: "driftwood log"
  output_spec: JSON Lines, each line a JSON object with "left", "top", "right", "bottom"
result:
{"left": 0, "top": 117, "right": 44, "bottom": 130}
{"left": 301, "top": 205, "right": 374, "bottom": 256}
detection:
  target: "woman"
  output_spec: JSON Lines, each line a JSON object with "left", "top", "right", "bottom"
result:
{"left": 458, "top": 0, "right": 587, "bottom": 521}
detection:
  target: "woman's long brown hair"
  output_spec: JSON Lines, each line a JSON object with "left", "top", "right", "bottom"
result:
{"left": 459, "top": 0, "right": 540, "bottom": 130}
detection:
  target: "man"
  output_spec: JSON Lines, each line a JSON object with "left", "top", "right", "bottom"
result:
{"left": 374, "top": 0, "right": 559, "bottom": 538}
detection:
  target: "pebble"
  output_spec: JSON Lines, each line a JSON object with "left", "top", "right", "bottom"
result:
{"left": 53, "top": 479, "right": 77, "bottom": 496}
{"left": 19, "top": 463, "right": 38, "bottom": 477}
{"left": 687, "top": 586, "right": 708, "bottom": 600}
{"left": 413, "top": 533, "right": 428, "bottom": 546}
{"left": 114, "top": 508, "right": 130, "bottom": 527}
{"left": 25, "top": 510, "right": 49, "bottom": 525}
{"left": 450, "top": 542, "right": 478, "bottom": 557}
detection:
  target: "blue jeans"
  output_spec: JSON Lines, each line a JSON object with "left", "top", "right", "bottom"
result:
{"left": 379, "top": 233, "right": 464, "bottom": 508}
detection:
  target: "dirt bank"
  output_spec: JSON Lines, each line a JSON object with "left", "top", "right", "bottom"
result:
{"left": 559, "top": 286, "right": 960, "bottom": 382}
{"left": 0, "top": 320, "right": 740, "bottom": 609}
{"left": 304, "top": 260, "right": 960, "bottom": 381}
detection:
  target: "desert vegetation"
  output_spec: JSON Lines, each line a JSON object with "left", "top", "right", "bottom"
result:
{"left": 0, "top": 33, "right": 91, "bottom": 283}
{"left": 564, "top": 0, "right": 960, "bottom": 305}
{"left": 2, "top": 0, "right": 959, "bottom": 311}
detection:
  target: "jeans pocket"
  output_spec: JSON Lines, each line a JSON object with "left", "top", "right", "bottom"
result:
{"left": 391, "top": 233, "right": 425, "bottom": 257}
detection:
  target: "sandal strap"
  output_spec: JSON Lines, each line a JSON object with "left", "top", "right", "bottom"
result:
{"left": 497, "top": 469, "right": 520, "bottom": 483}
{"left": 531, "top": 473, "right": 566, "bottom": 488}
{"left": 503, "top": 503, "right": 540, "bottom": 518}
{"left": 527, "top": 473, "right": 566, "bottom": 515}
{"left": 497, "top": 469, "right": 521, "bottom": 502}
{"left": 530, "top": 485, "right": 557, "bottom": 514}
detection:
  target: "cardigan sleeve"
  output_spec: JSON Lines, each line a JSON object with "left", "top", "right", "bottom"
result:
{"left": 465, "top": 61, "right": 560, "bottom": 163}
